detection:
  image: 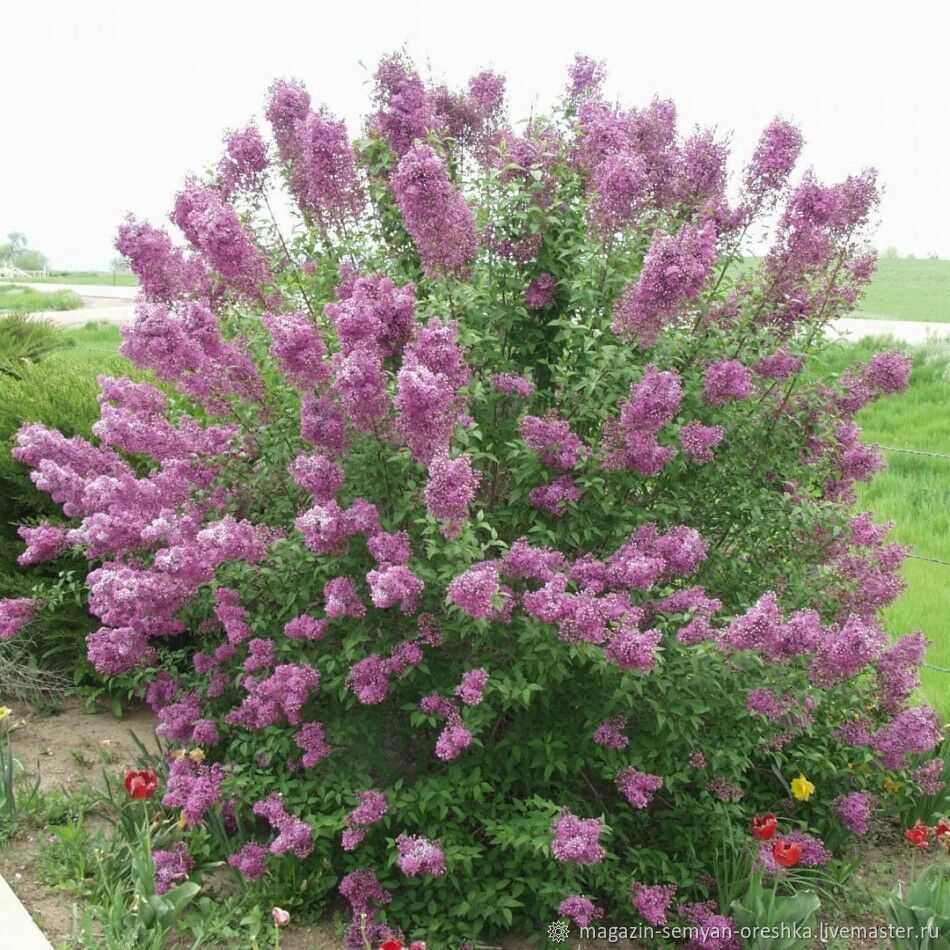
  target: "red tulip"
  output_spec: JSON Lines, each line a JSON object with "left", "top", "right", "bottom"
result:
{"left": 751, "top": 813, "right": 778, "bottom": 841}
{"left": 772, "top": 839, "right": 803, "bottom": 868}
{"left": 124, "top": 768, "right": 158, "bottom": 800}
{"left": 380, "top": 940, "right": 405, "bottom": 950}
{"left": 935, "top": 818, "right": 949, "bottom": 840}
{"left": 905, "top": 821, "right": 930, "bottom": 850}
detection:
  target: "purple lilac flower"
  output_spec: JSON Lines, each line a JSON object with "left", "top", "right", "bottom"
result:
{"left": 530, "top": 475, "right": 582, "bottom": 515}
{"left": 455, "top": 668, "right": 489, "bottom": 706}
{"left": 153, "top": 842, "right": 194, "bottom": 895}
{"left": 294, "top": 107, "right": 363, "bottom": 225}
{"left": 617, "top": 767, "right": 663, "bottom": 808}
{"left": 391, "top": 143, "right": 477, "bottom": 277}
{"left": 703, "top": 359, "right": 755, "bottom": 406}
{"left": 551, "top": 810, "right": 605, "bottom": 865}
{"left": 613, "top": 221, "right": 717, "bottom": 346}
{"left": 491, "top": 373, "right": 535, "bottom": 398}
{"left": 228, "top": 841, "right": 269, "bottom": 881}
{"left": 253, "top": 793, "right": 314, "bottom": 858}
{"left": 832, "top": 791, "right": 874, "bottom": 835}
{"left": 559, "top": 894, "right": 603, "bottom": 927}
{"left": 631, "top": 883, "right": 677, "bottom": 926}
{"left": 871, "top": 706, "right": 942, "bottom": 770}
{"left": 744, "top": 118, "right": 804, "bottom": 205}
{"left": 218, "top": 124, "right": 268, "bottom": 198}
{"left": 678, "top": 902, "right": 740, "bottom": 950}
{"left": 679, "top": 421, "right": 725, "bottom": 462}
{"left": 396, "top": 834, "right": 446, "bottom": 876}
{"left": 593, "top": 716, "right": 628, "bottom": 750}
{"left": 425, "top": 453, "right": 481, "bottom": 539}
{"left": 525, "top": 272, "right": 557, "bottom": 309}
{"left": 294, "top": 722, "right": 331, "bottom": 768}
{"left": 0, "top": 597, "right": 37, "bottom": 640}
{"left": 435, "top": 723, "right": 473, "bottom": 761}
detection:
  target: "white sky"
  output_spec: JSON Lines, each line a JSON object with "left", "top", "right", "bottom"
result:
{"left": 2, "top": 0, "right": 948, "bottom": 269}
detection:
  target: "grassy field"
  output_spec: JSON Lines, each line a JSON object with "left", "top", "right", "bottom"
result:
{"left": 0, "top": 283, "right": 83, "bottom": 315}
{"left": 0, "top": 271, "right": 138, "bottom": 287}
{"left": 814, "top": 336, "right": 950, "bottom": 719}
{"left": 857, "top": 257, "right": 950, "bottom": 323}
{"left": 58, "top": 320, "right": 125, "bottom": 365}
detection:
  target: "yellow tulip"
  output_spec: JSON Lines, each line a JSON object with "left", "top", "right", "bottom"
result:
{"left": 790, "top": 774, "right": 816, "bottom": 801}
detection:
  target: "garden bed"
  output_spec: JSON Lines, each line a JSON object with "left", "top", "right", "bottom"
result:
{"left": 0, "top": 702, "right": 941, "bottom": 949}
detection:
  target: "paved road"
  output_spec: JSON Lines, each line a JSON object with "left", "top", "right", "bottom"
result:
{"left": 827, "top": 316, "right": 950, "bottom": 344}
{"left": 21, "top": 284, "right": 950, "bottom": 343}
{"left": 17, "top": 281, "right": 137, "bottom": 300}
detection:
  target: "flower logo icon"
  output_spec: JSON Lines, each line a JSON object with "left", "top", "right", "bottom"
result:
{"left": 548, "top": 919, "right": 569, "bottom": 943}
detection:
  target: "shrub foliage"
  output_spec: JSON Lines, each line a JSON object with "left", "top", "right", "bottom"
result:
{"left": 1, "top": 53, "right": 943, "bottom": 944}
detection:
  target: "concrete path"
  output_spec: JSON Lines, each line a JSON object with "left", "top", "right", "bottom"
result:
{"left": 828, "top": 316, "right": 950, "bottom": 344}
{"left": 0, "top": 872, "right": 54, "bottom": 949}
{"left": 16, "top": 281, "right": 137, "bottom": 301}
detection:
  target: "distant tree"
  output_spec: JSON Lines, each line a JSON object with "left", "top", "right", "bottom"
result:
{"left": 6, "top": 232, "right": 27, "bottom": 256}
{"left": 12, "top": 249, "right": 48, "bottom": 271}
{"left": 927, "top": 250, "right": 939, "bottom": 260}
{"left": 111, "top": 254, "right": 131, "bottom": 273}
{"left": 881, "top": 245, "right": 899, "bottom": 259}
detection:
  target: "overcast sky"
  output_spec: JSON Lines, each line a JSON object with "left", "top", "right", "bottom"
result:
{"left": 2, "top": 0, "right": 948, "bottom": 269}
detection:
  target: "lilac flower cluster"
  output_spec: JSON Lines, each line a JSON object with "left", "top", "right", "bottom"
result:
{"left": 559, "top": 894, "right": 603, "bottom": 928}
{"left": 391, "top": 143, "right": 477, "bottom": 277}
{"left": 602, "top": 364, "right": 682, "bottom": 475}
{"left": 395, "top": 834, "right": 446, "bottom": 876}
{"left": 339, "top": 868, "right": 391, "bottom": 949}
{"left": 153, "top": 843, "right": 194, "bottom": 895}
{"left": 631, "top": 883, "right": 677, "bottom": 926}
{"left": 171, "top": 181, "right": 272, "bottom": 297}
{"left": 163, "top": 757, "right": 224, "bottom": 826}
{"left": 342, "top": 790, "right": 388, "bottom": 851}
{"left": 551, "top": 810, "right": 606, "bottom": 865}
{"left": 218, "top": 124, "right": 269, "bottom": 198}
{"left": 0, "top": 597, "right": 37, "bottom": 640}
{"left": 617, "top": 767, "right": 663, "bottom": 808}
{"left": 613, "top": 221, "right": 717, "bottom": 346}
{"left": 832, "top": 791, "right": 874, "bottom": 835}
{"left": 253, "top": 792, "right": 314, "bottom": 858}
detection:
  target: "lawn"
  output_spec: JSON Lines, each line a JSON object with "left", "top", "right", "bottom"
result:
{"left": 857, "top": 256, "right": 950, "bottom": 323}
{"left": 0, "top": 283, "right": 83, "bottom": 315}
{"left": 0, "top": 271, "right": 138, "bottom": 287}
{"left": 813, "top": 336, "right": 950, "bottom": 719}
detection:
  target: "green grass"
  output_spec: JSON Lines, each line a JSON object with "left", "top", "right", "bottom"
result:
{"left": 857, "top": 257, "right": 950, "bottom": 323}
{"left": 58, "top": 320, "right": 124, "bottom": 360}
{"left": 0, "top": 271, "right": 138, "bottom": 287}
{"left": 0, "top": 283, "right": 83, "bottom": 315}
{"left": 813, "top": 336, "right": 950, "bottom": 719}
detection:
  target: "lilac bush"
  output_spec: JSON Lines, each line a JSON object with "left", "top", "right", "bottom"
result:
{"left": 2, "top": 51, "right": 943, "bottom": 943}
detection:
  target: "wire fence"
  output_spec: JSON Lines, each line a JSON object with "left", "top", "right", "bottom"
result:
{"left": 880, "top": 445, "right": 950, "bottom": 461}
{"left": 874, "top": 444, "right": 949, "bottom": 567}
